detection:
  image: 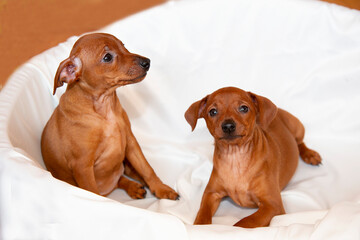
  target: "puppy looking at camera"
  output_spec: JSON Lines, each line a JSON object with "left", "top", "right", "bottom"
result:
{"left": 185, "top": 87, "right": 321, "bottom": 228}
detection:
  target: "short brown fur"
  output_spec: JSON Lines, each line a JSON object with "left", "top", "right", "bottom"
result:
{"left": 41, "top": 33, "right": 179, "bottom": 200}
{"left": 185, "top": 87, "right": 321, "bottom": 228}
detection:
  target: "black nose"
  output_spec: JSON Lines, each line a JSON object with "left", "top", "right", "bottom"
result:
{"left": 222, "top": 119, "right": 236, "bottom": 134}
{"left": 139, "top": 57, "right": 150, "bottom": 71}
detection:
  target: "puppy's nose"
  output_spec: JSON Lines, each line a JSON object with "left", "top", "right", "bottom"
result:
{"left": 222, "top": 119, "right": 236, "bottom": 134}
{"left": 138, "top": 57, "right": 150, "bottom": 71}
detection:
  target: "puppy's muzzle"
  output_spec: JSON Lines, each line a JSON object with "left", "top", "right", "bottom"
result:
{"left": 222, "top": 119, "right": 236, "bottom": 134}
{"left": 138, "top": 57, "right": 150, "bottom": 71}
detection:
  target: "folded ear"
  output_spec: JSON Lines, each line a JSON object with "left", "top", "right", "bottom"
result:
{"left": 53, "top": 57, "right": 82, "bottom": 95}
{"left": 248, "top": 92, "right": 278, "bottom": 129}
{"left": 184, "top": 96, "right": 208, "bottom": 131}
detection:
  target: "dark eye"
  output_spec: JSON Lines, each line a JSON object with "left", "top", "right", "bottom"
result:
{"left": 239, "top": 105, "right": 249, "bottom": 113}
{"left": 209, "top": 108, "right": 218, "bottom": 117}
{"left": 103, "top": 53, "right": 113, "bottom": 63}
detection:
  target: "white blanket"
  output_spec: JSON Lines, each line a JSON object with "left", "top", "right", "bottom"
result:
{"left": 1, "top": 0, "right": 360, "bottom": 239}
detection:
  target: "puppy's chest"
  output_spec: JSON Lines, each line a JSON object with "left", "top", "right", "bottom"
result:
{"left": 96, "top": 110, "right": 127, "bottom": 158}
{"left": 103, "top": 111, "right": 125, "bottom": 136}
{"left": 215, "top": 147, "right": 257, "bottom": 207}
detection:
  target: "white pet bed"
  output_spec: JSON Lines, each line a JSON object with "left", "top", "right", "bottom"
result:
{"left": 1, "top": 0, "right": 360, "bottom": 239}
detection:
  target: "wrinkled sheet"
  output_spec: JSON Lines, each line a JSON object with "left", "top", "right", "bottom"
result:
{"left": 1, "top": 0, "right": 360, "bottom": 239}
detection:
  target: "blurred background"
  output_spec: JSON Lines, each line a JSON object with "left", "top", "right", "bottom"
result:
{"left": 0, "top": 0, "right": 359, "bottom": 89}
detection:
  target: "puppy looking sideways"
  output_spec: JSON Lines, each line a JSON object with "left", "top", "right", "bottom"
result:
{"left": 41, "top": 33, "right": 179, "bottom": 200}
{"left": 185, "top": 87, "right": 321, "bottom": 228}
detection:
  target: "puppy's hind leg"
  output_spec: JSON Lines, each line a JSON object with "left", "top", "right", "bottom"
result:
{"left": 278, "top": 109, "right": 322, "bottom": 166}
{"left": 118, "top": 175, "right": 147, "bottom": 199}
{"left": 286, "top": 115, "right": 322, "bottom": 166}
{"left": 121, "top": 159, "right": 148, "bottom": 199}
{"left": 124, "top": 159, "right": 147, "bottom": 186}
{"left": 298, "top": 143, "right": 322, "bottom": 166}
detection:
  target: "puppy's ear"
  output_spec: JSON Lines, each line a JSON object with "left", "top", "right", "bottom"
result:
{"left": 184, "top": 96, "right": 208, "bottom": 131}
{"left": 248, "top": 92, "right": 278, "bottom": 129}
{"left": 53, "top": 57, "right": 82, "bottom": 95}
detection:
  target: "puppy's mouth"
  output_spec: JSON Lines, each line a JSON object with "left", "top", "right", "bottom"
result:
{"left": 131, "top": 73, "right": 147, "bottom": 82}
{"left": 119, "top": 73, "right": 147, "bottom": 85}
{"left": 219, "top": 135, "right": 245, "bottom": 141}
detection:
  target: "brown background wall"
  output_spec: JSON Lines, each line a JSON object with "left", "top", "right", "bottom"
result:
{"left": 0, "top": 0, "right": 359, "bottom": 89}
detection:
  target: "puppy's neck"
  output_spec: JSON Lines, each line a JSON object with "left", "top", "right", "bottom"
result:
{"left": 93, "top": 91, "right": 119, "bottom": 118}
{"left": 64, "top": 82, "right": 120, "bottom": 118}
{"left": 213, "top": 143, "right": 252, "bottom": 172}
{"left": 215, "top": 142, "right": 251, "bottom": 160}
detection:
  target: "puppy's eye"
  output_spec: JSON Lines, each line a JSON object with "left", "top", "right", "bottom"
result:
{"left": 239, "top": 105, "right": 249, "bottom": 113}
{"left": 102, "top": 53, "right": 113, "bottom": 63}
{"left": 209, "top": 108, "right": 218, "bottom": 117}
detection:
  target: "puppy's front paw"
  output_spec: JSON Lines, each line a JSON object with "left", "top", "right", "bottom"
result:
{"left": 301, "top": 148, "right": 322, "bottom": 166}
{"left": 152, "top": 184, "right": 179, "bottom": 200}
{"left": 234, "top": 215, "right": 270, "bottom": 228}
{"left": 234, "top": 219, "right": 258, "bottom": 228}
{"left": 194, "top": 216, "right": 212, "bottom": 225}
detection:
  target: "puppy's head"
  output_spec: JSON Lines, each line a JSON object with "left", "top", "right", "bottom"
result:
{"left": 185, "top": 87, "right": 277, "bottom": 144}
{"left": 53, "top": 33, "right": 150, "bottom": 94}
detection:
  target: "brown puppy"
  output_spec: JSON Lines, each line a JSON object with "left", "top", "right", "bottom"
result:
{"left": 41, "top": 33, "right": 179, "bottom": 200}
{"left": 185, "top": 87, "right": 321, "bottom": 228}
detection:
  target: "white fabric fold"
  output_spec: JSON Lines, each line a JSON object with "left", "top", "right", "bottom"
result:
{"left": 1, "top": 0, "right": 360, "bottom": 239}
